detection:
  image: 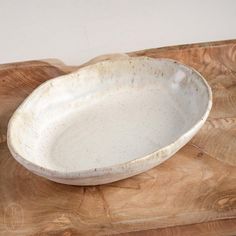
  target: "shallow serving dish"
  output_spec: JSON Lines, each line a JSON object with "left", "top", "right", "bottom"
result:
{"left": 7, "top": 56, "right": 212, "bottom": 185}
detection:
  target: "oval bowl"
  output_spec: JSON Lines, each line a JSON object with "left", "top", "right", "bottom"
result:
{"left": 7, "top": 57, "right": 212, "bottom": 185}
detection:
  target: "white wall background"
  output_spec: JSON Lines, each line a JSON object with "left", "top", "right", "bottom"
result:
{"left": 0, "top": 0, "right": 236, "bottom": 65}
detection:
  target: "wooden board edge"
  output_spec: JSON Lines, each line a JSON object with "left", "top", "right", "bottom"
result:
{"left": 0, "top": 39, "right": 235, "bottom": 73}
{"left": 119, "top": 218, "right": 236, "bottom": 236}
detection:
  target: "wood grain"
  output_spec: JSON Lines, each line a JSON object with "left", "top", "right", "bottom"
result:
{"left": 122, "top": 219, "right": 236, "bottom": 236}
{"left": 0, "top": 40, "right": 236, "bottom": 235}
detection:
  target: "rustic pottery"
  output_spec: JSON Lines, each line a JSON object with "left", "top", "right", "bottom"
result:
{"left": 7, "top": 57, "right": 212, "bottom": 185}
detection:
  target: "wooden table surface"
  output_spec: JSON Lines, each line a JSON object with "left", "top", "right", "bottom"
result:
{"left": 0, "top": 40, "right": 236, "bottom": 235}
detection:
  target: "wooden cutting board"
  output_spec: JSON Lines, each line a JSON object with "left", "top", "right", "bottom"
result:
{"left": 0, "top": 40, "right": 236, "bottom": 236}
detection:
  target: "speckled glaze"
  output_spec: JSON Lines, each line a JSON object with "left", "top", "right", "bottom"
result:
{"left": 7, "top": 56, "right": 212, "bottom": 185}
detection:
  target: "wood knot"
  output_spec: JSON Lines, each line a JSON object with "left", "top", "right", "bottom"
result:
{"left": 197, "top": 152, "right": 204, "bottom": 158}
{"left": 63, "top": 231, "right": 72, "bottom": 236}
{"left": 214, "top": 195, "right": 236, "bottom": 212}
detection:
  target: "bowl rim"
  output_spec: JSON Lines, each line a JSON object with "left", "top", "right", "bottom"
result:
{"left": 7, "top": 57, "right": 212, "bottom": 180}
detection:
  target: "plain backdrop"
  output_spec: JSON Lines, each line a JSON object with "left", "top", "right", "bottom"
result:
{"left": 0, "top": 0, "right": 236, "bottom": 65}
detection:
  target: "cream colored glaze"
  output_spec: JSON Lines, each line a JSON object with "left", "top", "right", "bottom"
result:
{"left": 7, "top": 57, "right": 212, "bottom": 185}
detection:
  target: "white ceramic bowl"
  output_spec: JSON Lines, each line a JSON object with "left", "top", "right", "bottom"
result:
{"left": 7, "top": 57, "right": 212, "bottom": 185}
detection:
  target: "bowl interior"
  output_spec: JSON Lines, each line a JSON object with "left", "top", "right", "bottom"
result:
{"left": 8, "top": 58, "right": 210, "bottom": 173}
